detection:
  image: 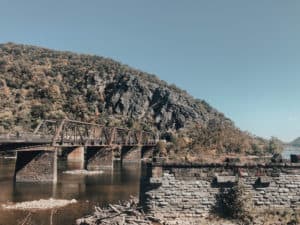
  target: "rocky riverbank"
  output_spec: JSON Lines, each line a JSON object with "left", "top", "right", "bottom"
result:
{"left": 76, "top": 198, "right": 162, "bottom": 225}
{"left": 76, "top": 195, "right": 299, "bottom": 225}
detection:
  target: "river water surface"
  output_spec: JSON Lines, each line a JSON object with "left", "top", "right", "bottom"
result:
{"left": 0, "top": 147, "right": 299, "bottom": 225}
{"left": 0, "top": 158, "right": 144, "bottom": 225}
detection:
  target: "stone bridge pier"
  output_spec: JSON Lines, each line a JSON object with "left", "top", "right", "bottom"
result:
{"left": 141, "top": 146, "right": 155, "bottom": 160}
{"left": 121, "top": 146, "right": 142, "bottom": 163}
{"left": 66, "top": 147, "right": 85, "bottom": 162}
{"left": 61, "top": 147, "right": 85, "bottom": 169}
{"left": 85, "top": 147, "right": 114, "bottom": 170}
{"left": 121, "top": 146, "right": 156, "bottom": 162}
{"left": 14, "top": 150, "right": 57, "bottom": 183}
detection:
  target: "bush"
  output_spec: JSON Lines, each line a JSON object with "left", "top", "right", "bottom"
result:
{"left": 213, "top": 182, "right": 253, "bottom": 224}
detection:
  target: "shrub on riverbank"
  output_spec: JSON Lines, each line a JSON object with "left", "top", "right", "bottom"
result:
{"left": 213, "top": 182, "right": 253, "bottom": 224}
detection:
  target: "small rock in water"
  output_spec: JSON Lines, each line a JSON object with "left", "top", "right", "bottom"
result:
{"left": 2, "top": 198, "right": 77, "bottom": 210}
{"left": 63, "top": 170, "right": 104, "bottom": 175}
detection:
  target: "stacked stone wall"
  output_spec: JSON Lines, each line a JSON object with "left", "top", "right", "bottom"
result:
{"left": 141, "top": 163, "right": 300, "bottom": 221}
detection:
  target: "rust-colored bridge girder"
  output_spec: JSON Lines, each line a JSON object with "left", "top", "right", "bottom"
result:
{"left": 0, "top": 119, "right": 156, "bottom": 146}
{"left": 30, "top": 119, "right": 157, "bottom": 147}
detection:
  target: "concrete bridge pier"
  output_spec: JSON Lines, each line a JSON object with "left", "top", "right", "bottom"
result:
{"left": 121, "top": 146, "right": 142, "bottom": 163}
{"left": 85, "top": 147, "right": 114, "bottom": 170}
{"left": 14, "top": 150, "right": 57, "bottom": 183}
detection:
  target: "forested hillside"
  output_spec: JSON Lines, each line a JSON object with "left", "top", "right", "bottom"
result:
{"left": 0, "top": 43, "right": 274, "bottom": 157}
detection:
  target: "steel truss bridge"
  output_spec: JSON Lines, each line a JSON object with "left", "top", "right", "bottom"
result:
{"left": 0, "top": 119, "right": 157, "bottom": 150}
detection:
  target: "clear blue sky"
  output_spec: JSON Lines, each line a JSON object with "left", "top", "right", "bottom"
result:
{"left": 0, "top": 0, "right": 299, "bottom": 142}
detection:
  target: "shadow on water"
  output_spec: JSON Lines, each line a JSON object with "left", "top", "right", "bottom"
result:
{"left": 0, "top": 158, "right": 144, "bottom": 225}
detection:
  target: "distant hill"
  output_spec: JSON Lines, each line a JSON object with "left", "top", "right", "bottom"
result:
{"left": 289, "top": 137, "right": 300, "bottom": 147}
{"left": 0, "top": 43, "right": 272, "bottom": 157}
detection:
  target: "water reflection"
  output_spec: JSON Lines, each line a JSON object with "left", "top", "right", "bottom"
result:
{"left": 66, "top": 160, "right": 84, "bottom": 170}
{"left": 13, "top": 182, "right": 57, "bottom": 202}
{"left": 0, "top": 158, "right": 143, "bottom": 225}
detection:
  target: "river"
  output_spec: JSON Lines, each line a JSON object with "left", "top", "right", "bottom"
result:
{"left": 0, "top": 158, "right": 144, "bottom": 225}
{"left": 0, "top": 147, "right": 299, "bottom": 225}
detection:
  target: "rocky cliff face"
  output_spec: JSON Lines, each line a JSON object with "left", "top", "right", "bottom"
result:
{"left": 0, "top": 43, "right": 268, "bottom": 154}
{"left": 103, "top": 73, "right": 225, "bottom": 130}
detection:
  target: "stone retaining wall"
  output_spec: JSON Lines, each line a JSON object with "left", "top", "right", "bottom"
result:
{"left": 140, "top": 163, "right": 300, "bottom": 221}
